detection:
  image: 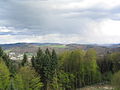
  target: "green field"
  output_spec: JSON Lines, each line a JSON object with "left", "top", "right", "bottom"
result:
{"left": 39, "top": 45, "right": 66, "bottom": 48}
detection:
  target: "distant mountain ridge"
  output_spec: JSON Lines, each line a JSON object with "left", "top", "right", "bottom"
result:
{"left": 0, "top": 42, "right": 120, "bottom": 47}
{"left": 0, "top": 43, "right": 62, "bottom": 49}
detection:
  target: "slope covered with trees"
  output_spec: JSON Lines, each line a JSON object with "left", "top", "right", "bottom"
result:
{"left": 0, "top": 46, "right": 120, "bottom": 90}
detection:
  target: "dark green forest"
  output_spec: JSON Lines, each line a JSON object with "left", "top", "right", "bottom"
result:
{"left": 0, "top": 47, "right": 120, "bottom": 90}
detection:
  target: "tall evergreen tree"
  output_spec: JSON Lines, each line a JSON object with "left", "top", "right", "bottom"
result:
{"left": 21, "top": 54, "right": 28, "bottom": 66}
{"left": 35, "top": 48, "right": 44, "bottom": 74}
{"left": 0, "top": 47, "right": 4, "bottom": 57}
{"left": 51, "top": 49, "right": 58, "bottom": 74}
{"left": 45, "top": 48, "right": 51, "bottom": 57}
{"left": 2, "top": 54, "right": 10, "bottom": 68}
{"left": 31, "top": 56, "right": 35, "bottom": 67}
{"left": 0, "top": 47, "right": 15, "bottom": 74}
{"left": 42, "top": 48, "right": 52, "bottom": 90}
{"left": 32, "top": 48, "right": 59, "bottom": 90}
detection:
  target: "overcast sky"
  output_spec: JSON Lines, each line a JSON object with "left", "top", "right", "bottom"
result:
{"left": 0, "top": 0, "right": 120, "bottom": 44}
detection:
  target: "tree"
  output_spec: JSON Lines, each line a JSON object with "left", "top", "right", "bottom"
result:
{"left": 35, "top": 48, "right": 44, "bottom": 73}
{"left": 0, "top": 47, "right": 4, "bottom": 57}
{"left": 111, "top": 52, "right": 120, "bottom": 73}
{"left": 42, "top": 48, "right": 52, "bottom": 90}
{"left": 58, "top": 71, "right": 75, "bottom": 90}
{"left": 31, "top": 56, "right": 35, "bottom": 67}
{"left": 0, "top": 58, "right": 10, "bottom": 89}
{"left": 84, "top": 49, "right": 101, "bottom": 85}
{"left": 14, "top": 66, "right": 43, "bottom": 90}
{"left": 21, "top": 54, "right": 28, "bottom": 66}
{"left": 0, "top": 47, "right": 10, "bottom": 69}
{"left": 112, "top": 71, "right": 120, "bottom": 90}
{"left": 50, "top": 49, "right": 59, "bottom": 89}
{"left": 97, "top": 54, "right": 113, "bottom": 81}
{"left": 51, "top": 49, "right": 58, "bottom": 70}
{"left": 60, "top": 50, "right": 85, "bottom": 88}
{"left": 97, "top": 54, "right": 113, "bottom": 74}
{"left": 14, "top": 74, "right": 24, "bottom": 90}
{"left": 32, "top": 48, "right": 59, "bottom": 90}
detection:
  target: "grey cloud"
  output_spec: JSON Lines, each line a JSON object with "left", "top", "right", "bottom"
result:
{"left": 0, "top": 0, "right": 120, "bottom": 44}
{"left": 61, "top": 5, "right": 120, "bottom": 21}
{"left": 0, "top": 0, "right": 89, "bottom": 35}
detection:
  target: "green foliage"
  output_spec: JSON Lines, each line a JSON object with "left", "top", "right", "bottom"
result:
{"left": 0, "top": 47, "right": 4, "bottom": 57}
{"left": 32, "top": 48, "right": 59, "bottom": 90}
{"left": 97, "top": 54, "right": 113, "bottom": 74}
{"left": 0, "top": 58, "right": 10, "bottom": 90}
{"left": 112, "top": 71, "right": 120, "bottom": 90}
{"left": 14, "top": 66, "right": 43, "bottom": 90}
{"left": 2, "top": 46, "right": 120, "bottom": 89}
{"left": 60, "top": 49, "right": 101, "bottom": 88}
{"left": 102, "top": 72, "right": 113, "bottom": 81}
{"left": 14, "top": 74, "right": 24, "bottom": 90}
{"left": 0, "top": 47, "right": 12, "bottom": 71}
{"left": 84, "top": 49, "right": 101, "bottom": 84}
{"left": 2, "top": 54, "right": 10, "bottom": 67}
{"left": 58, "top": 71, "right": 75, "bottom": 90}
{"left": 111, "top": 52, "right": 120, "bottom": 72}
{"left": 8, "top": 77, "right": 16, "bottom": 90}
{"left": 31, "top": 56, "right": 35, "bottom": 67}
{"left": 51, "top": 49, "right": 58, "bottom": 72}
{"left": 21, "top": 54, "right": 28, "bottom": 66}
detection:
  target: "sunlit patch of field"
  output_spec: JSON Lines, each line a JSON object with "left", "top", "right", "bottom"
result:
{"left": 39, "top": 45, "right": 66, "bottom": 48}
{"left": 78, "top": 85, "right": 113, "bottom": 90}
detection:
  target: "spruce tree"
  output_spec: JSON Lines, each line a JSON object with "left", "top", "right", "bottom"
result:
{"left": 35, "top": 48, "right": 44, "bottom": 73}
{"left": 43, "top": 48, "right": 52, "bottom": 90}
{"left": 2, "top": 53, "right": 10, "bottom": 68}
{"left": 31, "top": 56, "right": 35, "bottom": 67}
{"left": 0, "top": 47, "right": 4, "bottom": 57}
{"left": 21, "top": 54, "right": 28, "bottom": 66}
{"left": 51, "top": 49, "right": 58, "bottom": 70}
{"left": 51, "top": 49, "right": 59, "bottom": 89}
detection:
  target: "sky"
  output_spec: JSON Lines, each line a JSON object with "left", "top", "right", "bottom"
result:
{"left": 0, "top": 0, "right": 120, "bottom": 44}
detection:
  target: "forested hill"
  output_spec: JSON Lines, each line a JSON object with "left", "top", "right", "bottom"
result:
{"left": 0, "top": 43, "right": 120, "bottom": 55}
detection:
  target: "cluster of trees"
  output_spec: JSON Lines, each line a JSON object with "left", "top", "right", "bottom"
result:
{"left": 31, "top": 48, "right": 58, "bottom": 90}
{"left": 0, "top": 47, "right": 43, "bottom": 90}
{"left": 97, "top": 52, "right": 120, "bottom": 89}
{"left": 59, "top": 49, "right": 100, "bottom": 89}
{"left": 0, "top": 46, "right": 120, "bottom": 90}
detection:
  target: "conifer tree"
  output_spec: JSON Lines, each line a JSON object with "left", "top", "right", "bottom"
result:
{"left": 21, "top": 54, "right": 28, "bottom": 66}
{"left": 0, "top": 47, "right": 4, "bottom": 57}
{"left": 43, "top": 48, "right": 52, "bottom": 90}
{"left": 2, "top": 53, "right": 10, "bottom": 68}
{"left": 31, "top": 56, "right": 35, "bottom": 67}
{"left": 51, "top": 49, "right": 58, "bottom": 74}
{"left": 35, "top": 48, "right": 44, "bottom": 71}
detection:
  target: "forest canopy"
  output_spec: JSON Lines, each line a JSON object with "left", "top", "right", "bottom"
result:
{"left": 0, "top": 47, "right": 120, "bottom": 90}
